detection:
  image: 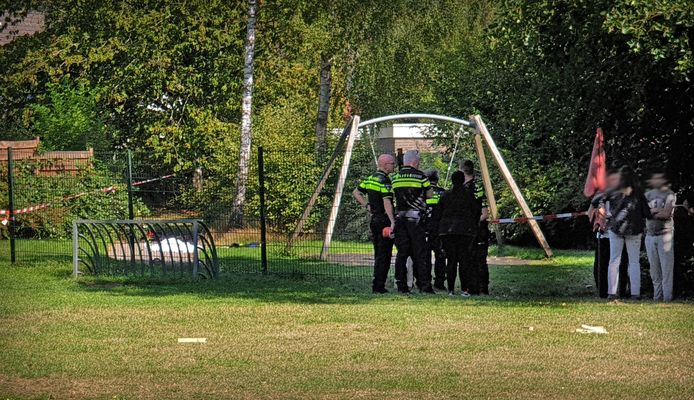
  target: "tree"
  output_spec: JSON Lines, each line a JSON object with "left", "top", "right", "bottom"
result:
{"left": 315, "top": 54, "right": 331, "bottom": 160}
{"left": 233, "top": 0, "right": 258, "bottom": 225}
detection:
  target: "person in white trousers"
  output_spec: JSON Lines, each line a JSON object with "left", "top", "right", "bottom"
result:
{"left": 592, "top": 166, "right": 652, "bottom": 300}
{"left": 645, "top": 172, "right": 676, "bottom": 301}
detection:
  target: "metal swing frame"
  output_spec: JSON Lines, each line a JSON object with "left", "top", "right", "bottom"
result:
{"left": 288, "top": 113, "right": 553, "bottom": 258}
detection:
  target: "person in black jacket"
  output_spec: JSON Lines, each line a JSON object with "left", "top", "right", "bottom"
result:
{"left": 424, "top": 169, "right": 447, "bottom": 290}
{"left": 437, "top": 170, "right": 482, "bottom": 297}
{"left": 591, "top": 166, "right": 652, "bottom": 300}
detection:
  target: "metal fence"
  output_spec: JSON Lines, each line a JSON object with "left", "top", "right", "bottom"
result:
{"left": 1, "top": 143, "right": 381, "bottom": 279}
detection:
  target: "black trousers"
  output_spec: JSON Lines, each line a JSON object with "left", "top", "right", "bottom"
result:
{"left": 594, "top": 235, "right": 630, "bottom": 297}
{"left": 426, "top": 234, "right": 446, "bottom": 287}
{"left": 475, "top": 223, "right": 490, "bottom": 292}
{"left": 370, "top": 215, "right": 394, "bottom": 291}
{"left": 441, "top": 235, "right": 476, "bottom": 293}
{"left": 594, "top": 236, "right": 610, "bottom": 298}
{"left": 394, "top": 217, "right": 432, "bottom": 291}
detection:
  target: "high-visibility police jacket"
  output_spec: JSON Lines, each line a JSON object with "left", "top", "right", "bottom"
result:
{"left": 357, "top": 170, "right": 393, "bottom": 217}
{"left": 391, "top": 166, "right": 430, "bottom": 213}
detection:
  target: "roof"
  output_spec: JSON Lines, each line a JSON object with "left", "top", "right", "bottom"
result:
{"left": 0, "top": 11, "right": 45, "bottom": 46}
{"left": 0, "top": 137, "right": 40, "bottom": 151}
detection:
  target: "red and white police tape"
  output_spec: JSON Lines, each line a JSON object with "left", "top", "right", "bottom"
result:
{"left": 0, "top": 174, "right": 175, "bottom": 223}
{"left": 489, "top": 211, "right": 587, "bottom": 224}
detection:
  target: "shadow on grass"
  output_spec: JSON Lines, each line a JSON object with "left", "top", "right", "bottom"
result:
{"left": 4, "top": 248, "right": 607, "bottom": 305}
{"left": 72, "top": 261, "right": 606, "bottom": 307}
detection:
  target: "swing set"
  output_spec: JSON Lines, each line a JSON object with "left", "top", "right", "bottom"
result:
{"left": 287, "top": 114, "right": 553, "bottom": 259}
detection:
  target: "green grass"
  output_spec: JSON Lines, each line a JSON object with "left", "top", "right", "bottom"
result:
{"left": 1, "top": 251, "right": 692, "bottom": 399}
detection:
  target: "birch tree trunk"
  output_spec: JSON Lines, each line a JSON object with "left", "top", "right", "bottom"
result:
{"left": 315, "top": 54, "right": 332, "bottom": 161}
{"left": 233, "top": 0, "right": 257, "bottom": 226}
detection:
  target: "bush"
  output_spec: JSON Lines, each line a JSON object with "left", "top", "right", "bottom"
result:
{"left": 0, "top": 155, "right": 148, "bottom": 239}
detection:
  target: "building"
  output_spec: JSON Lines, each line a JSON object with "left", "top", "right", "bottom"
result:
{"left": 371, "top": 123, "right": 445, "bottom": 154}
{"left": 0, "top": 138, "right": 93, "bottom": 176}
{"left": 0, "top": 11, "right": 45, "bottom": 46}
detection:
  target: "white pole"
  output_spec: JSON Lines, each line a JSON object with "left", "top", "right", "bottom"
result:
{"left": 320, "top": 116, "right": 360, "bottom": 260}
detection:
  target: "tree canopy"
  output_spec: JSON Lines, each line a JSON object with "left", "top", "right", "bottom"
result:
{"left": 1, "top": 0, "right": 691, "bottom": 245}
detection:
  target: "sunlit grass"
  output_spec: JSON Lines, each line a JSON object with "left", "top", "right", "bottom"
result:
{"left": 1, "top": 256, "right": 692, "bottom": 399}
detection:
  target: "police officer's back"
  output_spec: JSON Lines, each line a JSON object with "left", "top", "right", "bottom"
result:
{"left": 391, "top": 150, "right": 434, "bottom": 293}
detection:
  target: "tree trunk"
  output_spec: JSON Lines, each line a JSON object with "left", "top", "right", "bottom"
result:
{"left": 315, "top": 54, "right": 332, "bottom": 161}
{"left": 233, "top": 0, "right": 257, "bottom": 226}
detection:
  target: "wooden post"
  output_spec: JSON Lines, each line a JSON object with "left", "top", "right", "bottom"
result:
{"left": 471, "top": 115, "right": 553, "bottom": 257}
{"left": 287, "top": 117, "right": 353, "bottom": 249}
{"left": 320, "top": 116, "right": 360, "bottom": 260}
{"left": 473, "top": 131, "right": 504, "bottom": 247}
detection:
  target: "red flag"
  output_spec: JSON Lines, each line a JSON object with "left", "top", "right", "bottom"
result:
{"left": 583, "top": 127, "right": 606, "bottom": 198}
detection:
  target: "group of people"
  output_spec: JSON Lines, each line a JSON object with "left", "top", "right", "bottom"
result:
{"left": 352, "top": 150, "right": 490, "bottom": 296}
{"left": 589, "top": 166, "right": 677, "bottom": 301}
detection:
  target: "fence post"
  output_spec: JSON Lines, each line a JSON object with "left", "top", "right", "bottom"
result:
{"left": 7, "top": 147, "right": 16, "bottom": 264}
{"left": 258, "top": 147, "right": 268, "bottom": 275}
{"left": 126, "top": 149, "right": 135, "bottom": 220}
{"left": 72, "top": 221, "right": 79, "bottom": 277}
{"left": 126, "top": 150, "right": 136, "bottom": 263}
{"left": 192, "top": 220, "right": 199, "bottom": 279}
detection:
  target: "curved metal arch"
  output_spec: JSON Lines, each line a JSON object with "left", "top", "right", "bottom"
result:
{"left": 357, "top": 113, "right": 472, "bottom": 129}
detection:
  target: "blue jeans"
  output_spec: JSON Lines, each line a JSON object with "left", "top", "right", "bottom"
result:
{"left": 608, "top": 231, "right": 642, "bottom": 296}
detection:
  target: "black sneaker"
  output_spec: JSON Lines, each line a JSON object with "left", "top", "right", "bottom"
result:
{"left": 420, "top": 287, "right": 436, "bottom": 294}
{"left": 607, "top": 294, "right": 617, "bottom": 300}
{"left": 630, "top": 295, "right": 641, "bottom": 300}
{"left": 480, "top": 287, "right": 489, "bottom": 295}
{"left": 398, "top": 287, "right": 411, "bottom": 294}
{"left": 372, "top": 288, "right": 389, "bottom": 294}
{"left": 434, "top": 283, "right": 447, "bottom": 291}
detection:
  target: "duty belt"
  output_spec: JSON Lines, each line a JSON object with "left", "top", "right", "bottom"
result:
{"left": 396, "top": 210, "right": 422, "bottom": 220}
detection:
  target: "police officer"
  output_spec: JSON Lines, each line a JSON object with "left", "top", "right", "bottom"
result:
{"left": 392, "top": 150, "right": 434, "bottom": 294}
{"left": 425, "top": 169, "right": 447, "bottom": 290}
{"left": 461, "top": 160, "right": 490, "bottom": 295}
{"left": 352, "top": 154, "right": 397, "bottom": 293}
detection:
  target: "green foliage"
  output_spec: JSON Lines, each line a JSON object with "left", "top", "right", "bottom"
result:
{"left": 1, "top": 0, "right": 692, "bottom": 247}
{"left": 26, "top": 79, "right": 107, "bottom": 151}
{"left": 605, "top": 0, "right": 694, "bottom": 79}
{"left": 0, "top": 157, "right": 148, "bottom": 239}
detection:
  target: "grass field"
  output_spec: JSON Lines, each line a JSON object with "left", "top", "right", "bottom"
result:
{"left": 1, "top": 249, "right": 693, "bottom": 399}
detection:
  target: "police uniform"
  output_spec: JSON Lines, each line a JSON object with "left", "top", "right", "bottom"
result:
{"left": 392, "top": 166, "right": 433, "bottom": 293}
{"left": 357, "top": 170, "right": 394, "bottom": 292}
{"left": 463, "top": 176, "right": 489, "bottom": 294}
{"left": 426, "top": 183, "right": 447, "bottom": 289}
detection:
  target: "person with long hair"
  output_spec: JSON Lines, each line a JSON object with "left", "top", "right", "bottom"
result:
{"left": 592, "top": 166, "right": 651, "bottom": 300}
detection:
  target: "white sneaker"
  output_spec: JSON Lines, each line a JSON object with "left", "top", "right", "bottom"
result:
{"left": 461, "top": 291, "right": 471, "bottom": 298}
{"left": 448, "top": 291, "right": 455, "bottom": 296}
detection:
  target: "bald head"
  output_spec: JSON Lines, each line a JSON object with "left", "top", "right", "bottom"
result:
{"left": 377, "top": 154, "right": 396, "bottom": 174}
{"left": 403, "top": 150, "right": 420, "bottom": 168}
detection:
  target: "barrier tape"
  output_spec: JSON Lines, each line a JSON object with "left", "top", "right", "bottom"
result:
{"left": 0, "top": 174, "right": 175, "bottom": 220}
{"left": 489, "top": 211, "right": 587, "bottom": 224}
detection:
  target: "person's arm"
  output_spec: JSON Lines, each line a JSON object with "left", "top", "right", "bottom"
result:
{"left": 383, "top": 198, "right": 395, "bottom": 228}
{"left": 655, "top": 193, "right": 676, "bottom": 220}
{"left": 475, "top": 179, "right": 488, "bottom": 222}
{"left": 480, "top": 207, "right": 489, "bottom": 222}
{"left": 591, "top": 191, "right": 608, "bottom": 208}
{"left": 352, "top": 188, "right": 368, "bottom": 210}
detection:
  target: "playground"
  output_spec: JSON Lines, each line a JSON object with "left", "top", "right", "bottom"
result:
{"left": 2, "top": 1, "right": 693, "bottom": 398}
